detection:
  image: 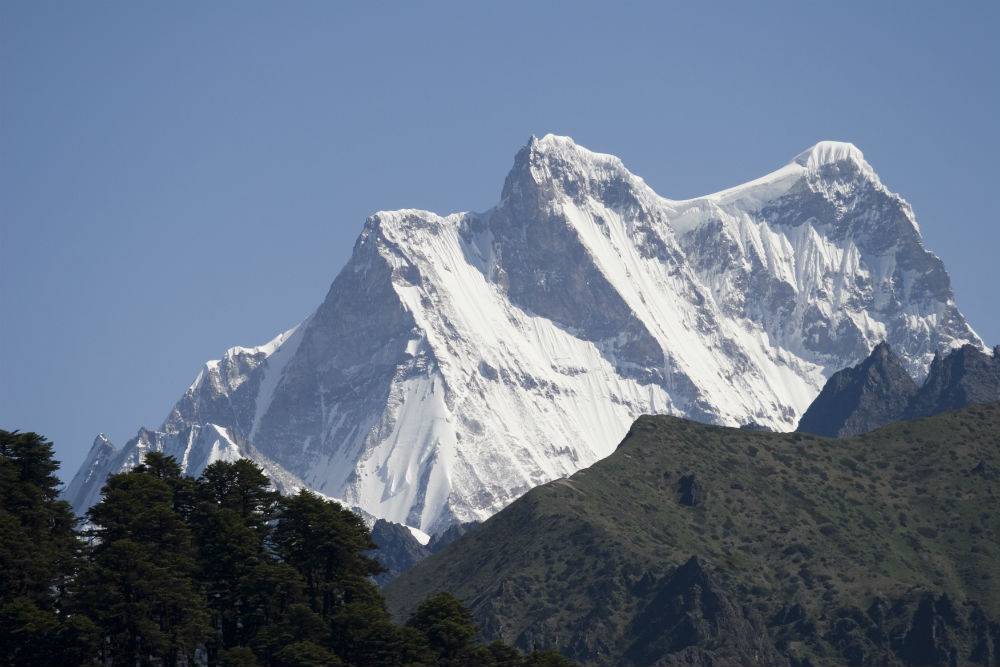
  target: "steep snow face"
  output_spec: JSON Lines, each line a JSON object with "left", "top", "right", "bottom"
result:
{"left": 66, "top": 135, "right": 981, "bottom": 533}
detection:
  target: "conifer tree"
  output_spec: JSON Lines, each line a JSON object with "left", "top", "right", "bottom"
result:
{"left": 83, "top": 452, "right": 210, "bottom": 664}
{"left": 271, "top": 489, "right": 384, "bottom": 619}
{"left": 405, "top": 592, "right": 479, "bottom": 667}
{"left": 1, "top": 437, "right": 578, "bottom": 667}
{"left": 0, "top": 430, "right": 95, "bottom": 665}
{"left": 191, "top": 459, "right": 281, "bottom": 657}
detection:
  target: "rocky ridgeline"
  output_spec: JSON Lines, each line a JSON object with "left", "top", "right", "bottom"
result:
{"left": 798, "top": 343, "right": 1000, "bottom": 437}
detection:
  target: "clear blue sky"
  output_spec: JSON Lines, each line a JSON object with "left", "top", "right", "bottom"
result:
{"left": 2, "top": 1, "right": 997, "bottom": 480}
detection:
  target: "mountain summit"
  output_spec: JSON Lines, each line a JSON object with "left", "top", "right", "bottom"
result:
{"left": 67, "top": 135, "right": 981, "bottom": 532}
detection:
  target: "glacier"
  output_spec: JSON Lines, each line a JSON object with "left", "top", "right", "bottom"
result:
{"left": 66, "top": 135, "right": 982, "bottom": 534}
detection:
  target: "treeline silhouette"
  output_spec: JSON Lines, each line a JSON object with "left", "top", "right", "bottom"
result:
{"left": 0, "top": 429, "right": 573, "bottom": 666}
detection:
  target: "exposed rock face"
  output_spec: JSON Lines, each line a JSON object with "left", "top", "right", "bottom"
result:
{"left": 369, "top": 519, "right": 430, "bottom": 587}
{"left": 626, "top": 557, "right": 787, "bottom": 667}
{"left": 676, "top": 473, "right": 705, "bottom": 507}
{"left": 818, "top": 593, "right": 1000, "bottom": 667}
{"left": 63, "top": 434, "right": 116, "bottom": 513}
{"left": 67, "top": 136, "right": 981, "bottom": 533}
{"left": 906, "top": 344, "right": 1000, "bottom": 420}
{"left": 799, "top": 343, "right": 1000, "bottom": 438}
{"left": 797, "top": 342, "right": 918, "bottom": 437}
{"left": 369, "top": 519, "right": 484, "bottom": 587}
{"left": 427, "top": 520, "right": 481, "bottom": 554}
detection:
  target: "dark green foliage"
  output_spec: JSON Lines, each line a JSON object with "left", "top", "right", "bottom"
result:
{"left": 272, "top": 489, "right": 385, "bottom": 619}
{"left": 406, "top": 592, "right": 478, "bottom": 666}
{"left": 0, "top": 430, "right": 80, "bottom": 602}
{"left": 0, "top": 430, "right": 96, "bottom": 665}
{"left": 522, "top": 650, "right": 577, "bottom": 667}
{"left": 83, "top": 454, "right": 211, "bottom": 664}
{"left": 0, "top": 430, "right": 561, "bottom": 666}
{"left": 273, "top": 641, "right": 343, "bottom": 667}
{"left": 191, "top": 459, "right": 282, "bottom": 658}
{"left": 274, "top": 641, "right": 344, "bottom": 667}
{"left": 219, "top": 646, "right": 262, "bottom": 666}
{"left": 198, "top": 458, "right": 278, "bottom": 532}
{"left": 485, "top": 640, "right": 526, "bottom": 666}
{"left": 387, "top": 403, "right": 1000, "bottom": 666}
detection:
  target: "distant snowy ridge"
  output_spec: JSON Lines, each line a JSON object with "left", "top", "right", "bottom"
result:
{"left": 67, "top": 135, "right": 981, "bottom": 534}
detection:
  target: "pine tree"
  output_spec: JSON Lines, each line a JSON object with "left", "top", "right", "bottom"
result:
{"left": 405, "top": 592, "right": 479, "bottom": 667}
{"left": 1, "top": 439, "right": 577, "bottom": 667}
{"left": 273, "top": 640, "right": 344, "bottom": 667}
{"left": 218, "top": 645, "right": 262, "bottom": 666}
{"left": 271, "top": 489, "right": 384, "bottom": 620}
{"left": 82, "top": 452, "right": 210, "bottom": 664}
{"left": 330, "top": 596, "right": 435, "bottom": 667}
{"left": 191, "top": 459, "right": 281, "bottom": 657}
{"left": 485, "top": 640, "right": 526, "bottom": 667}
{"left": 0, "top": 430, "right": 95, "bottom": 664}
{"left": 239, "top": 562, "right": 312, "bottom": 661}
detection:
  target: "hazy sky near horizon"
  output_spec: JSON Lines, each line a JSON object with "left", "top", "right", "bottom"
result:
{"left": 3, "top": 1, "right": 998, "bottom": 479}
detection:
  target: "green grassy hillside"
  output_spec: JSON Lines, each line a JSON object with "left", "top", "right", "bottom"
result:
{"left": 387, "top": 402, "right": 1000, "bottom": 666}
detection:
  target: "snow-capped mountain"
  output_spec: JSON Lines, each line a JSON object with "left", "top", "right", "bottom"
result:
{"left": 66, "top": 135, "right": 981, "bottom": 533}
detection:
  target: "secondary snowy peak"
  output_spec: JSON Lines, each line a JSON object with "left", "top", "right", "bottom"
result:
{"left": 68, "top": 136, "right": 981, "bottom": 534}
{"left": 793, "top": 140, "right": 870, "bottom": 171}
{"left": 64, "top": 434, "right": 117, "bottom": 512}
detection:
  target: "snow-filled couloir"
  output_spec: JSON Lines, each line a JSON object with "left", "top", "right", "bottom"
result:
{"left": 66, "top": 135, "right": 982, "bottom": 533}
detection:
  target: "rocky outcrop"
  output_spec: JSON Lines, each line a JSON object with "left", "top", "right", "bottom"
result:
{"left": 369, "top": 519, "right": 430, "bottom": 587}
{"left": 797, "top": 342, "right": 918, "bottom": 437}
{"left": 676, "top": 473, "right": 705, "bottom": 507}
{"left": 906, "top": 344, "right": 1000, "bottom": 420}
{"left": 369, "top": 519, "right": 483, "bottom": 586}
{"left": 798, "top": 343, "right": 999, "bottom": 438}
{"left": 427, "top": 520, "right": 482, "bottom": 554}
{"left": 627, "top": 557, "right": 787, "bottom": 667}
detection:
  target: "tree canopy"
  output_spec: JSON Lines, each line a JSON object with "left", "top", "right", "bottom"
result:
{"left": 0, "top": 429, "right": 576, "bottom": 666}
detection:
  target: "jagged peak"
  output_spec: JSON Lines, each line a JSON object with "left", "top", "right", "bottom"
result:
{"left": 868, "top": 340, "right": 894, "bottom": 361}
{"left": 224, "top": 324, "right": 302, "bottom": 360}
{"left": 526, "top": 133, "right": 627, "bottom": 170}
{"left": 688, "top": 140, "right": 878, "bottom": 207}
{"left": 365, "top": 208, "right": 457, "bottom": 227}
{"left": 792, "top": 140, "right": 871, "bottom": 172}
{"left": 502, "top": 133, "right": 641, "bottom": 203}
{"left": 184, "top": 324, "right": 304, "bottom": 397}
{"left": 359, "top": 209, "right": 467, "bottom": 246}
{"left": 86, "top": 433, "right": 116, "bottom": 456}
{"left": 855, "top": 342, "right": 914, "bottom": 377}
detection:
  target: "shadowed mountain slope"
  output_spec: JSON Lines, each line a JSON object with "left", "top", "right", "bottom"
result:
{"left": 387, "top": 403, "right": 1000, "bottom": 666}
{"left": 796, "top": 342, "right": 919, "bottom": 437}
{"left": 799, "top": 343, "right": 1000, "bottom": 438}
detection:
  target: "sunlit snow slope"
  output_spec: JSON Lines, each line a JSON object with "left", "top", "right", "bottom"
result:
{"left": 67, "top": 136, "right": 981, "bottom": 533}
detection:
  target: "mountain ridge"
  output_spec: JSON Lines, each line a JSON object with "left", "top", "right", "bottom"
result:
{"left": 386, "top": 402, "right": 1000, "bottom": 666}
{"left": 67, "top": 135, "right": 982, "bottom": 533}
